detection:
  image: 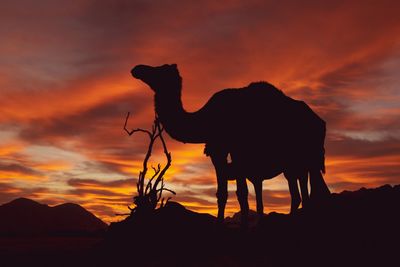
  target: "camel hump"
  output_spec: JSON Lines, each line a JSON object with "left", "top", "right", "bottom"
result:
{"left": 248, "top": 81, "right": 285, "bottom": 95}
{"left": 205, "top": 81, "right": 287, "bottom": 110}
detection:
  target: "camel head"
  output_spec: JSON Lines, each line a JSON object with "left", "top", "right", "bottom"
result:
{"left": 131, "top": 64, "right": 181, "bottom": 94}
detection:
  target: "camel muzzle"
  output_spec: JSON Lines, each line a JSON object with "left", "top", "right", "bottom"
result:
{"left": 131, "top": 65, "right": 145, "bottom": 79}
{"left": 131, "top": 64, "right": 155, "bottom": 80}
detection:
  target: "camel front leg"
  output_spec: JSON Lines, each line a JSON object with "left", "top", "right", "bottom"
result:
{"left": 252, "top": 179, "right": 264, "bottom": 216}
{"left": 236, "top": 177, "right": 249, "bottom": 226}
{"left": 211, "top": 154, "right": 228, "bottom": 223}
{"left": 216, "top": 176, "right": 228, "bottom": 222}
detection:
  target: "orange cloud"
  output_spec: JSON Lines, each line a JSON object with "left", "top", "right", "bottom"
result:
{"left": 0, "top": 144, "right": 23, "bottom": 157}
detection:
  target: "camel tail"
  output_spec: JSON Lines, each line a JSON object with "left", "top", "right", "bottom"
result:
{"left": 320, "top": 120, "right": 326, "bottom": 174}
{"left": 320, "top": 147, "right": 326, "bottom": 174}
{"left": 310, "top": 118, "right": 330, "bottom": 199}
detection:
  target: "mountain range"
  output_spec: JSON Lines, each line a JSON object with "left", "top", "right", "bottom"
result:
{"left": 0, "top": 198, "right": 107, "bottom": 236}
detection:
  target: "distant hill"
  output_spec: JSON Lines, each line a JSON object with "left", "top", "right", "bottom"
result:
{"left": 0, "top": 198, "right": 107, "bottom": 236}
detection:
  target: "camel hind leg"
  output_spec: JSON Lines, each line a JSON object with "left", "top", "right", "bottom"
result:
{"left": 236, "top": 177, "right": 249, "bottom": 227}
{"left": 299, "top": 170, "right": 310, "bottom": 209}
{"left": 252, "top": 179, "right": 264, "bottom": 216}
{"left": 309, "top": 168, "right": 330, "bottom": 201}
{"left": 284, "top": 171, "right": 301, "bottom": 214}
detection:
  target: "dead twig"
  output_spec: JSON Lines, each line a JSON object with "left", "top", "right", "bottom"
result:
{"left": 124, "top": 113, "right": 175, "bottom": 215}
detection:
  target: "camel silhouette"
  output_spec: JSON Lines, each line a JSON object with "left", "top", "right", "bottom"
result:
{"left": 131, "top": 64, "right": 330, "bottom": 222}
{"left": 225, "top": 161, "right": 309, "bottom": 217}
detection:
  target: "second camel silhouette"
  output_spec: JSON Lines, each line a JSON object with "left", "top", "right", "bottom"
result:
{"left": 131, "top": 64, "right": 330, "bottom": 222}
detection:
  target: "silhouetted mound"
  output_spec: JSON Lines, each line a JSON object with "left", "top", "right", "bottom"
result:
{"left": 105, "top": 201, "right": 219, "bottom": 249}
{"left": 1, "top": 185, "right": 399, "bottom": 266}
{"left": 225, "top": 209, "right": 260, "bottom": 227}
{"left": 0, "top": 198, "right": 107, "bottom": 236}
{"left": 102, "top": 185, "right": 399, "bottom": 267}
{"left": 102, "top": 201, "right": 229, "bottom": 266}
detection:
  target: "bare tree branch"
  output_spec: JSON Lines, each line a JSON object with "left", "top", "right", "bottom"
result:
{"left": 152, "top": 120, "right": 172, "bottom": 191}
{"left": 124, "top": 113, "right": 175, "bottom": 215}
{"left": 124, "top": 112, "right": 152, "bottom": 138}
{"left": 145, "top": 164, "right": 161, "bottom": 194}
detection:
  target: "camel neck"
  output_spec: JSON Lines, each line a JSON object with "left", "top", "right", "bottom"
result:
{"left": 155, "top": 92, "right": 186, "bottom": 124}
{"left": 154, "top": 91, "right": 206, "bottom": 144}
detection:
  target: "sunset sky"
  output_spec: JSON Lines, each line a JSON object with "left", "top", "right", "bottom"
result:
{"left": 1, "top": 0, "right": 399, "bottom": 223}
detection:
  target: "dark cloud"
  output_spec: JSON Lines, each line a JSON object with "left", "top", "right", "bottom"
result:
{"left": 0, "top": 182, "right": 49, "bottom": 204}
{"left": 263, "top": 190, "right": 291, "bottom": 208}
{"left": 68, "top": 178, "right": 134, "bottom": 188}
{"left": 0, "top": 162, "right": 42, "bottom": 177}
{"left": 15, "top": 91, "right": 154, "bottom": 175}
{"left": 18, "top": 91, "right": 150, "bottom": 143}
{"left": 326, "top": 137, "right": 400, "bottom": 158}
{"left": 174, "top": 195, "right": 215, "bottom": 207}
{"left": 171, "top": 174, "right": 215, "bottom": 186}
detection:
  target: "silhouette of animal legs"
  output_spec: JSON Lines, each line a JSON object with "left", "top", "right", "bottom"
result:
{"left": 227, "top": 162, "right": 309, "bottom": 219}
{"left": 236, "top": 177, "right": 249, "bottom": 226}
{"left": 310, "top": 168, "right": 330, "bottom": 200}
{"left": 210, "top": 151, "right": 229, "bottom": 222}
{"left": 299, "top": 170, "right": 310, "bottom": 208}
{"left": 284, "top": 171, "right": 302, "bottom": 214}
{"left": 252, "top": 179, "right": 264, "bottom": 216}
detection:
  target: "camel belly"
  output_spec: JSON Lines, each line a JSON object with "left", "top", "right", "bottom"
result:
{"left": 227, "top": 154, "right": 284, "bottom": 180}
